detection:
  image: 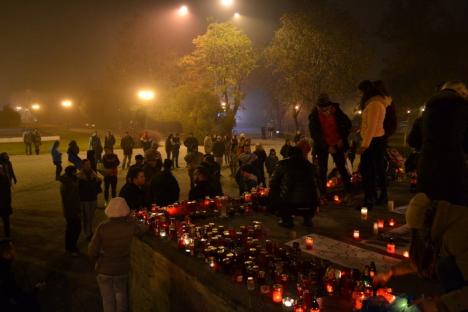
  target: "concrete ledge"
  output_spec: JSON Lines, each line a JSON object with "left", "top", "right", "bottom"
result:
{"left": 0, "top": 136, "right": 60, "bottom": 143}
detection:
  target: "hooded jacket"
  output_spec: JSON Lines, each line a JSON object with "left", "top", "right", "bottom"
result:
{"left": 59, "top": 174, "right": 80, "bottom": 219}
{"left": 360, "top": 95, "right": 392, "bottom": 149}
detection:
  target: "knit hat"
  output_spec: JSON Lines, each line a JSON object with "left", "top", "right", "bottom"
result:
{"left": 406, "top": 193, "right": 431, "bottom": 229}
{"left": 317, "top": 93, "right": 331, "bottom": 107}
{"left": 105, "top": 197, "right": 130, "bottom": 218}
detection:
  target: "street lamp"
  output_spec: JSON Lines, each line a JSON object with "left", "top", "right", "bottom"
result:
{"left": 406, "top": 109, "right": 411, "bottom": 114}
{"left": 294, "top": 104, "right": 300, "bottom": 112}
{"left": 178, "top": 5, "right": 189, "bottom": 16}
{"left": 220, "top": 0, "right": 234, "bottom": 7}
{"left": 137, "top": 89, "right": 156, "bottom": 102}
{"left": 233, "top": 12, "right": 241, "bottom": 19}
{"left": 31, "top": 103, "right": 41, "bottom": 111}
{"left": 61, "top": 99, "right": 73, "bottom": 108}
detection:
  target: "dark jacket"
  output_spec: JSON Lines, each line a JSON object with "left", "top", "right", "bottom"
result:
{"left": 417, "top": 89, "right": 468, "bottom": 205}
{"left": 59, "top": 174, "right": 81, "bottom": 219}
{"left": 78, "top": 170, "right": 101, "bottom": 202}
{"left": 184, "top": 137, "right": 199, "bottom": 152}
{"left": 269, "top": 157, "right": 319, "bottom": 208}
{"left": 0, "top": 160, "right": 16, "bottom": 186}
{"left": 104, "top": 135, "right": 116, "bottom": 149}
{"left": 408, "top": 117, "right": 423, "bottom": 152}
{"left": 266, "top": 155, "right": 279, "bottom": 175}
{"left": 51, "top": 147, "right": 62, "bottom": 164}
{"left": 89, "top": 217, "right": 146, "bottom": 275}
{"left": 308, "top": 103, "right": 352, "bottom": 152}
{"left": 189, "top": 180, "right": 219, "bottom": 201}
{"left": 280, "top": 144, "right": 292, "bottom": 159}
{"left": 0, "top": 175, "right": 12, "bottom": 217}
{"left": 150, "top": 170, "right": 180, "bottom": 207}
{"left": 119, "top": 183, "right": 146, "bottom": 211}
{"left": 67, "top": 146, "right": 81, "bottom": 169}
{"left": 120, "top": 135, "right": 135, "bottom": 155}
{"left": 172, "top": 137, "right": 181, "bottom": 153}
{"left": 102, "top": 153, "right": 120, "bottom": 177}
{"left": 212, "top": 141, "right": 226, "bottom": 158}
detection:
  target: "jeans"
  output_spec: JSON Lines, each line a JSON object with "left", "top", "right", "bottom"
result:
{"left": 65, "top": 218, "right": 81, "bottom": 252}
{"left": 166, "top": 149, "right": 172, "bottom": 161}
{"left": 317, "top": 147, "right": 352, "bottom": 194}
{"left": 360, "top": 136, "right": 386, "bottom": 205}
{"left": 34, "top": 144, "right": 40, "bottom": 155}
{"left": 104, "top": 176, "right": 118, "bottom": 202}
{"left": 54, "top": 162, "right": 63, "bottom": 180}
{"left": 172, "top": 150, "right": 179, "bottom": 168}
{"left": 122, "top": 153, "right": 132, "bottom": 169}
{"left": 97, "top": 274, "right": 129, "bottom": 312}
{"left": 1, "top": 215, "right": 10, "bottom": 237}
{"left": 81, "top": 201, "right": 96, "bottom": 239}
{"left": 25, "top": 143, "right": 32, "bottom": 155}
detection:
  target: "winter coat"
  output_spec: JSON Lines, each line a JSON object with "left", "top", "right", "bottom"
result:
{"left": 59, "top": 174, "right": 81, "bottom": 220}
{"left": 184, "top": 136, "right": 199, "bottom": 152}
{"left": 88, "top": 217, "right": 146, "bottom": 275}
{"left": 120, "top": 135, "right": 135, "bottom": 155}
{"left": 165, "top": 137, "right": 173, "bottom": 153}
{"left": 254, "top": 150, "right": 267, "bottom": 177}
{"left": 140, "top": 137, "right": 153, "bottom": 152}
{"left": 212, "top": 141, "right": 225, "bottom": 158}
{"left": 266, "top": 155, "right": 279, "bottom": 175}
{"left": 417, "top": 89, "right": 468, "bottom": 205}
{"left": 184, "top": 151, "right": 204, "bottom": 171}
{"left": 102, "top": 153, "right": 120, "bottom": 177}
{"left": 360, "top": 96, "right": 391, "bottom": 149}
{"left": 150, "top": 170, "right": 180, "bottom": 207}
{"left": 0, "top": 175, "right": 12, "bottom": 217}
{"left": 269, "top": 157, "right": 318, "bottom": 208}
{"left": 104, "top": 135, "right": 116, "bottom": 150}
{"left": 189, "top": 180, "right": 219, "bottom": 201}
{"left": 172, "top": 137, "right": 181, "bottom": 153}
{"left": 89, "top": 135, "right": 102, "bottom": 151}
{"left": 308, "top": 103, "right": 351, "bottom": 153}
{"left": 0, "top": 160, "right": 16, "bottom": 186}
{"left": 119, "top": 182, "right": 146, "bottom": 211}
{"left": 51, "top": 147, "right": 62, "bottom": 164}
{"left": 143, "top": 164, "right": 161, "bottom": 184}
{"left": 280, "top": 144, "right": 292, "bottom": 159}
{"left": 203, "top": 136, "right": 213, "bottom": 154}
{"left": 22, "top": 131, "right": 32, "bottom": 144}
{"left": 67, "top": 148, "right": 82, "bottom": 169}
{"left": 78, "top": 170, "right": 101, "bottom": 202}
{"left": 408, "top": 117, "right": 423, "bottom": 152}
{"left": 32, "top": 131, "right": 41, "bottom": 146}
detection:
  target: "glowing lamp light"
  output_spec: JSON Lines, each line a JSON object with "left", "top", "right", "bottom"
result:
{"left": 137, "top": 89, "right": 155, "bottom": 101}
{"left": 61, "top": 100, "right": 73, "bottom": 108}
{"left": 31, "top": 103, "right": 41, "bottom": 111}
{"left": 221, "top": 0, "right": 234, "bottom": 7}
{"left": 294, "top": 104, "right": 300, "bottom": 111}
{"left": 15, "top": 106, "right": 23, "bottom": 111}
{"left": 353, "top": 230, "right": 360, "bottom": 240}
{"left": 360, "top": 207, "right": 368, "bottom": 220}
{"left": 233, "top": 12, "right": 240, "bottom": 19}
{"left": 178, "top": 5, "right": 189, "bottom": 16}
{"left": 403, "top": 250, "right": 410, "bottom": 258}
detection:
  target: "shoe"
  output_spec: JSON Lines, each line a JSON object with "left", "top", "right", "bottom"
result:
{"left": 278, "top": 219, "right": 294, "bottom": 229}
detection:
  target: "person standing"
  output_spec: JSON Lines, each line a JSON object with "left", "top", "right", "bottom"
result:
{"left": 308, "top": 93, "right": 352, "bottom": 200}
{"left": 254, "top": 144, "right": 267, "bottom": 187}
{"left": 0, "top": 153, "right": 17, "bottom": 186}
{"left": 120, "top": 132, "right": 135, "bottom": 170}
{"left": 102, "top": 148, "right": 120, "bottom": 206}
{"left": 89, "top": 197, "right": 147, "bottom": 312}
{"left": 104, "top": 131, "right": 116, "bottom": 152}
{"left": 412, "top": 81, "right": 468, "bottom": 205}
{"left": 150, "top": 159, "right": 180, "bottom": 207}
{"left": 67, "top": 140, "right": 82, "bottom": 169}
{"left": 212, "top": 136, "right": 226, "bottom": 167}
{"left": 89, "top": 132, "right": 103, "bottom": 163}
{"left": 0, "top": 165, "right": 12, "bottom": 237}
{"left": 184, "top": 146, "right": 204, "bottom": 188}
{"left": 224, "top": 135, "right": 231, "bottom": 165}
{"left": 203, "top": 135, "right": 213, "bottom": 155}
{"left": 59, "top": 166, "right": 81, "bottom": 255}
{"left": 357, "top": 80, "right": 391, "bottom": 209}
{"left": 31, "top": 129, "right": 41, "bottom": 155}
{"left": 269, "top": 147, "right": 319, "bottom": 228}
{"left": 51, "top": 140, "right": 63, "bottom": 180}
{"left": 22, "top": 129, "right": 33, "bottom": 155}
{"left": 184, "top": 133, "right": 199, "bottom": 153}
{"left": 165, "top": 134, "right": 174, "bottom": 161}
{"left": 265, "top": 148, "right": 279, "bottom": 179}
{"left": 140, "top": 131, "right": 153, "bottom": 152}
{"left": 172, "top": 134, "right": 181, "bottom": 168}
{"left": 119, "top": 168, "right": 146, "bottom": 211}
{"left": 78, "top": 159, "right": 102, "bottom": 241}
{"left": 280, "top": 139, "right": 292, "bottom": 159}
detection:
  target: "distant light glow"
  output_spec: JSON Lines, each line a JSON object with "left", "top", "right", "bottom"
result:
{"left": 420, "top": 106, "right": 425, "bottom": 112}
{"left": 221, "top": 0, "right": 234, "bottom": 7}
{"left": 31, "top": 103, "right": 41, "bottom": 111}
{"left": 357, "top": 110, "right": 362, "bottom": 115}
{"left": 407, "top": 109, "right": 411, "bottom": 114}
{"left": 178, "top": 5, "right": 189, "bottom": 16}
{"left": 61, "top": 100, "right": 73, "bottom": 108}
{"left": 233, "top": 12, "right": 240, "bottom": 19}
{"left": 137, "top": 89, "right": 156, "bottom": 101}
{"left": 15, "top": 106, "right": 23, "bottom": 111}
{"left": 294, "top": 104, "right": 300, "bottom": 111}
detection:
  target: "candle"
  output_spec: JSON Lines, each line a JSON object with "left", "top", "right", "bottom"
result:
{"left": 387, "top": 243, "right": 396, "bottom": 254}
{"left": 373, "top": 222, "right": 379, "bottom": 235}
{"left": 282, "top": 297, "right": 295, "bottom": 309}
{"left": 247, "top": 277, "right": 255, "bottom": 291}
{"left": 333, "top": 195, "right": 341, "bottom": 204}
{"left": 272, "top": 284, "right": 283, "bottom": 303}
{"left": 377, "top": 219, "right": 385, "bottom": 229}
{"left": 293, "top": 305, "right": 305, "bottom": 312}
{"left": 304, "top": 236, "right": 314, "bottom": 250}
{"left": 388, "top": 200, "right": 395, "bottom": 212}
{"left": 361, "top": 207, "right": 368, "bottom": 220}
{"left": 388, "top": 218, "right": 395, "bottom": 227}
{"left": 403, "top": 250, "right": 410, "bottom": 258}
{"left": 326, "top": 283, "right": 334, "bottom": 295}
{"left": 244, "top": 192, "right": 252, "bottom": 202}
{"left": 310, "top": 297, "right": 320, "bottom": 312}
{"left": 353, "top": 230, "right": 360, "bottom": 240}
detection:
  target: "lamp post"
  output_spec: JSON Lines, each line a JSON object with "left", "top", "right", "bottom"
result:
{"left": 220, "top": 0, "right": 234, "bottom": 7}
{"left": 137, "top": 89, "right": 156, "bottom": 129}
{"left": 178, "top": 5, "right": 189, "bottom": 17}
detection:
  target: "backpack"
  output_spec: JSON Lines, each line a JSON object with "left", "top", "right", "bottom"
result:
{"left": 383, "top": 102, "right": 398, "bottom": 138}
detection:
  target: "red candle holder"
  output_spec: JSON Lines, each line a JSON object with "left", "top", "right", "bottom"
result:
{"left": 377, "top": 219, "right": 385, "bottom": 229}
{"left": 304, "top": 236, "right": 314, "bottom": 250}
{"left": 388, "top": 218, "right": 395, "bottom": 227}
{"left": 386, "top": 243, "right": 396, "bottom": 254}
{"left": 333, "top": 195, "right": 341, "bottom": 204}
{"left": 272, "top": 284, "right": 283, "bottom": 303}
{"left": 353, "top": 230, "right": 360, "bottom": 240}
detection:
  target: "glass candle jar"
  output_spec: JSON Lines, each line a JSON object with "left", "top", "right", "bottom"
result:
{"left": 272, "top": 284, "right": 283, "bottom": 303}
{"left": 304, "top": 236, "right": 314, "bottom": 250}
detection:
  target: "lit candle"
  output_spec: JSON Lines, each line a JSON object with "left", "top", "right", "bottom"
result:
{"left": 388, "top": 218, "right": 395, "bottom": 227}
{"left": 293, "top": 305, "right": 305, "bottom": 312}
{"left": 304, "top": 236, "right": 314, "bottom": 250}
{"left": 403, "top": 250, "right": 410, "bottom": 258}
{"left": 373, "top": 222, "right": 379, "bottom": 235}
{"left": 282, "top": 297, "right": 295, "bottom": 309}
{"left": 247, "top": 277, "right": 255, "bottom": 291}
{"left": 272, "top": 284, "right": 283, "bottom": 303}
{"left": 333, "top": 195, "right": 341, "bottom": 204}
{"left": 377, "top": 219, "right": 385, "bottom": 229}
{"left": 353, "top": 230, "right": 360, "bottom": 240}
{"left": 326, "top": 283, "right": 334, "bottom": 295}
{"left": 361, "top": 207, "right": 368, "bottom": 220}
{"left": 326, "top": 179, "right": 334, "bottom": 189}
{"left": 387, "top": 200, "right": 395, "bottom": 212}
{"left": 387, "top": 243, "right": 396, "bottom": 254}
{"left": 244, "top": 192, "right": 252, "bottom": 202}
{"left": 310, "top": 297, "right": 321, "bottom": 312}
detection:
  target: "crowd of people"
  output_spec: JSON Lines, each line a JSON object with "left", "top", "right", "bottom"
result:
{"left": 1, "top": 79, "right": 467, "bottom": 312}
